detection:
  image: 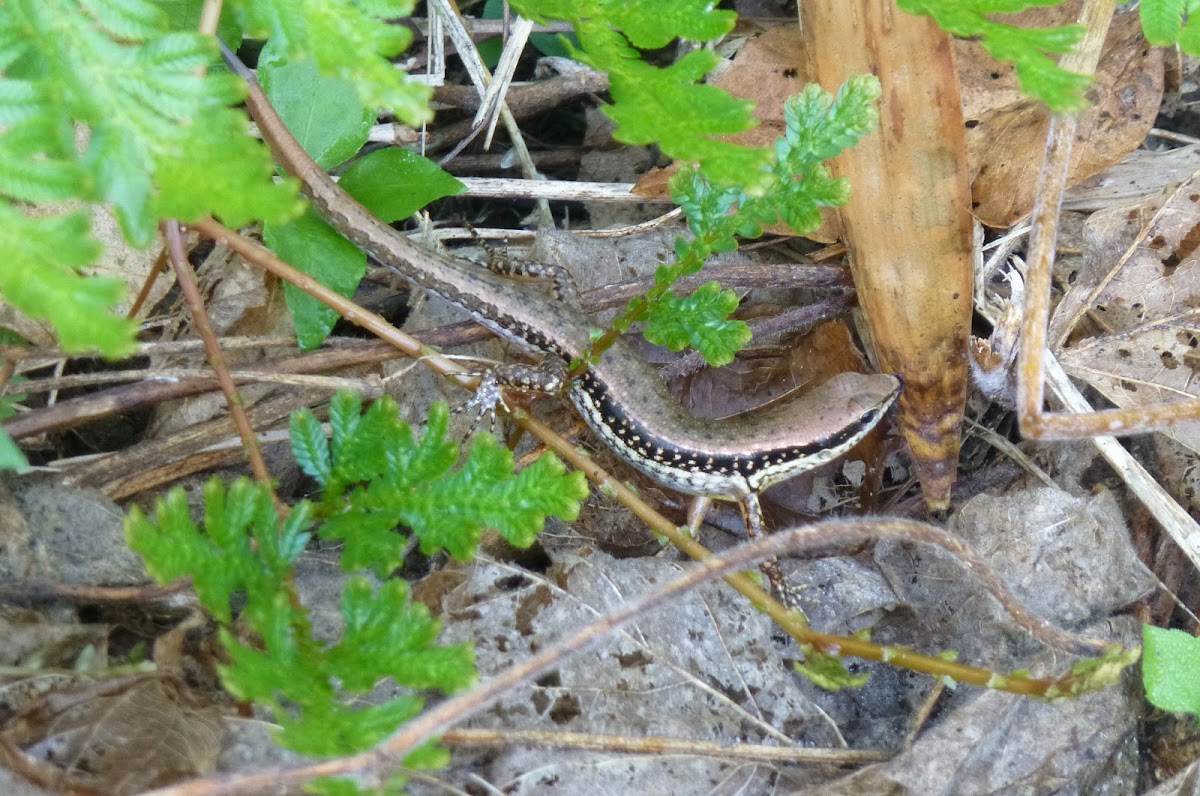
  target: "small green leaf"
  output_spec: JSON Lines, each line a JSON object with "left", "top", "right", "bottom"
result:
{"left": 339, "top": 148, "right": 465, "bottom": 223}
{"left": 643, "top": 283, "right": 751, "bottom": 367}
{"left": 330, "top": 578, "right": 476, "bottom": 692}
{"left": 793, "top": 645, "right": 872, "bottom": 691}
{"left": 329, "top": 390, "right": 363, "bottom": 462}
{"left": 258, "top": 48, "right": 374, "bottom": 171}
{"left": 1140, "top": 0, "right": 1184, "bottom": 46}
{"left": 1143, "top": 625, "right": 1200, "bottom": 719}
{"left": 605, "top": 53, "right": 773, "bottom": 192}
{"left": 0, "top": 430, "right": 29, "bottom": 473}
{"left": 290, "top": 408, "right": 332, "bottom": 486}
{"left": 265, "top": 205, "right": 367, "bottom": 350}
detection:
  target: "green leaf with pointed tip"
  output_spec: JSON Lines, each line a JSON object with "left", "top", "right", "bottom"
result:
{"left": 1144, "top": 625, "right": 1200, "bottom": 719}
{"left": 264, "top": 206, "right": 366, "bottom": 351}
{"left": 339, "top": 148, "right": 465, "bottom": 223}
{"left": 258, "top": 48, "right": 373, "bottom": 171}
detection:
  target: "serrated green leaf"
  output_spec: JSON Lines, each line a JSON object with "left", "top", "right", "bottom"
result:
{"left": 1143, "top": 625, "right": 1200, "bottom": 719}
{"left": 2, "top": 6, "right": 303, "bottom": 247}
{"left": 80, "top": 0, "right": 168, "bottom": 40}
{"left": 330, "top": 578, "right": 475, "bottom": 692}
{"left": 311, "top": 392, "right": 583, "bottom": 566}
{"left": 606, "top": 53, "right": 773, "bottom": 191}
{"left": 402, "top": 434, "right": 587, "bottom": 559}
{"left": 318, "top": 508, "right": 406, "bottom": 577}
{"left": 277, "top": 697, "right": 424, "bottom": 757}
{"left": 896, "top": 0, "right": 1089, "bottom": 113}
{"left": 290, "top": 408, "right": 333, "bottom": 485}
{"left": 0, "top": 204, "right": 137, "bottom": 357}
{"left": 339, "top": 148, "right": 465, "bottom": 223}
{"left": 329, "top": 390, "right": 363, "bottom": 459}
{"left": 86, "top": 124, "right": 155, "bottom": 244}
{"left": 258, "top": 48, "right": 373, "bottom": 170}
{"left": 264, "top": 207, "right": 366, "bottom": 350}
{"left": 643, "top": 283, "right": 751, "bottom": 367}
{"left": 125, "top": 487, "right": 242, "bottom": 622}
{"left": 153, "top": 105, "right": 305, "bottom": 230}
{"left": 334, "top": 394, "right": 400, "bottom": 483}
{"left": 0, "top": 80, "right": 47, "bottom": 126}
{"left": 254, "top": 499, "right": 313, "bottom": 570}
{"left": 606, "top": 0, "right": 735, "bottom": 48}
{"left": 0, "top": 122, "right": 89, "bottom": 203}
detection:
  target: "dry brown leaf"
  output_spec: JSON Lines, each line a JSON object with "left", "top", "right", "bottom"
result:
{"left": 1053, "top": 173, "right": 1200, "bottom": 454}
{"left": 644, "top": 7, "right": 1160, "bottom": 236}
{"left": 3, "top": 675, "right": 221, "bottom": 795}
{"left": 964, "top": 3, "right": 1163, "bottom": 227}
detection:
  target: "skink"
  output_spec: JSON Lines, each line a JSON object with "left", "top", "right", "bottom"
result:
{"left": 222, "top": 49, "right": 901, "bottom": 506}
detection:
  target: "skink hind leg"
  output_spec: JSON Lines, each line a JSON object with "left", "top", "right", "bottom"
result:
{"left": 737, "top": 493, "right": 804, "bottom": 614}
{"left": 465, "top": 223, "right": 582, "bottom": 307}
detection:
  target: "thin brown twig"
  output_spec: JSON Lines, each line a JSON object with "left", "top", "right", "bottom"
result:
{"left": 10, "top": 367, "right": 380, "bottom": 397}
{"left": 0, "top": 357, "right": 15, "bottom": 394}
{"left": 126, "top": 246, "right": 170, "bottom": 319}
{"left": 0, "top": 579, "right": 194, "bottom": 606}
{"left": 161, "top": 222, "right": 273, "bottom": 490}
{"left": 440, "top": 727, "right": 890, "bottom": 765}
